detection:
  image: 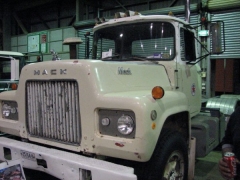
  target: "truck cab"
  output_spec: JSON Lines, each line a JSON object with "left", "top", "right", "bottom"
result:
{"left": 92, "top": 14, "right": 202, "bottom": 117}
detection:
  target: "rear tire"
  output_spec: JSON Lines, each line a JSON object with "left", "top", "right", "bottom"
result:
{"left": 136, "top": 130, "right": 188, "bottom": 180}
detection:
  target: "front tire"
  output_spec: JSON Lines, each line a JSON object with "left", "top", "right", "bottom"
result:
{"left": 136, "top": 130, "right": 188, "bottom": 180}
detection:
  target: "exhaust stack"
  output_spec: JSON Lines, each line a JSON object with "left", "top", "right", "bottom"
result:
{"left": 63, "top": 37, "right": 83, "bottom": 59}
{"left": 185, "top": 0, "right": 190, "bottom": 23}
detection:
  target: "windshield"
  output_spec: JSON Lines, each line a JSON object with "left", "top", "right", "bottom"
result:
{"left": 92, "top": 22, "right": 175, "bottom": 61}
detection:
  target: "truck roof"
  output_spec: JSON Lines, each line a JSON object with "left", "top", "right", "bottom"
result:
{"left": 94, "top": 14, "right": 188, "bottom": 31}
{"left": 0, "top": 51, "right": 24, "bottom": 57}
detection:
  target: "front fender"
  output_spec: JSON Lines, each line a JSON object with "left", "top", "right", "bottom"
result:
{"left": 145, "top": 90, "right": 189, "bottom": 158}
{"left": 0, "top": 90, "right": 23, "bottom": 136}
{"left": 90, "top": 90, "right": 189, "bottom": 162}
{"left": 0, "top": 90, "right": 17, "bottom": 101}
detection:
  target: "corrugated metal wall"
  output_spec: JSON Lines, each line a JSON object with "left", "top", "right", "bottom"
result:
{"left": 176, "top": 13, "right": 199, "bottom": 25}
{"left": 77, "top": 27, "right": 93, "bottom": 59}
{"left": 210, "top": 10, "right": 240, "bottom": 59}
{"left": 11, "top": 27, "right": 76, "bottom": 61}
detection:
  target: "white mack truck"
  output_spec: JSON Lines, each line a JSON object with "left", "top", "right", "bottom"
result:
{"left": 0, "top": 12, "right": 228, "bottom": 180}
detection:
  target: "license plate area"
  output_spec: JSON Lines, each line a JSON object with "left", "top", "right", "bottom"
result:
{"left": 20, "top": 150, "right": 36, "bottom": 161}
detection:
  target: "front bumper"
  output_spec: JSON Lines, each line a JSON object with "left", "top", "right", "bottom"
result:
{"left": 0, "top": 137, "right": 137, "bottom": 180}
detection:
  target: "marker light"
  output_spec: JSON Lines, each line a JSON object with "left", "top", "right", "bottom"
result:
{"left": 151, "top": 110, "right": 157, "bottom": 120}
{"left": 152, "top": 122, "right": 156, "bottom": 129}
{"left": 115, "top": 12, "right": 125, "bottom": 18}
{"left": 152, "top": 86, "right": 164, "bottom": 99}
{"left": 115, "top": 10, "right": 140, "bottom": 18}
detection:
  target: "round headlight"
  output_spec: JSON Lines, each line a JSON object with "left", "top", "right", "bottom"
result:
{"left": 117, "top": 115, "right": 134, "bottom": 135}
{"left": 2, "top": 104, "right": 10, "bottom": 117}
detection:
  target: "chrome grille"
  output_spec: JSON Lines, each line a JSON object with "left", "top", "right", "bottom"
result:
{"left": 26, "top": 81, "right": 81, "bottom": 145}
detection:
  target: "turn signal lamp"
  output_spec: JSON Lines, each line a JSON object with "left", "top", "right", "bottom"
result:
{"left": 11, "top": 83, "right": 18, "bottom": 90}
{"left": 152, "top": 86, "right": 164, "bottom": 99}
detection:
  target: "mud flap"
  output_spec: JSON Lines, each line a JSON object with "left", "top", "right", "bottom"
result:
{"left": 188, "top": 137, "right": 196, "bottom": 180}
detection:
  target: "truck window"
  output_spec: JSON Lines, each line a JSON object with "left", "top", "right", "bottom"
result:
{"left": 96, "top": 38, "right": 115, "bottom": 59}
{"left": 92, "top": 22, "right": 175, "bottom": 60}
{"left": 0, "top": 60, "right": 11, "bottom": 79}
{"left": 180, "top": 28, "right": 196, "bottom": 61}
{"left": 132, "top": 37, "right": 174, "bottom": 59}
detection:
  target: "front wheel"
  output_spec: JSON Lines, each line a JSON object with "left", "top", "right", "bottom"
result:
{"left": 162, "top": 148, "right": 186, "bottom": 180}
{"left": 136, "top": 130, "right": 188, "bottom": 180}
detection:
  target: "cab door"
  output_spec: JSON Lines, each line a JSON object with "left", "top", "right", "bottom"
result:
{"left": 179, "top": 27, "right": 202, "bottom": 117}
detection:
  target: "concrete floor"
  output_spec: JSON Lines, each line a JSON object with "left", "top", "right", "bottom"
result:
{"left": 194, "top": 149, "right": 223, "bottom": 180}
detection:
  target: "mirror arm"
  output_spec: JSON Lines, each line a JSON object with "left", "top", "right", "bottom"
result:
{"left": 194, "top": 36, "right": 211, "bottom": 55}
{"left": 187, "top": 53, "right": 211, "bottom": 65}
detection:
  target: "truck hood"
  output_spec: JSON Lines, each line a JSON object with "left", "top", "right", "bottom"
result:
{"left": 20, "top": 60, "right": 172, "bottom": 93}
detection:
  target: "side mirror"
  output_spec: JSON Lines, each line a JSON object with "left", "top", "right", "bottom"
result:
{"left": 210, "top": 21, "right": 225, "bottom": 54}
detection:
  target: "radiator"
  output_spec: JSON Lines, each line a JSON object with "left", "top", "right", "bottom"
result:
{"left": 26, "top": 80, "right": 81, "bottom": 145}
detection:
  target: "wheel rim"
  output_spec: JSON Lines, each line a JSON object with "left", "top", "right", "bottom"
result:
{"left": 163, "top": 150, "right": 185, "bottom": 180}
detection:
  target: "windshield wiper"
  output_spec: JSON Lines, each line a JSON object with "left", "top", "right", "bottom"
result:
{"left": 102, "top": 54, "right": 120, "bottom": 60}
{"left": 131, "top": 56, "right": 159, "bottom": 64}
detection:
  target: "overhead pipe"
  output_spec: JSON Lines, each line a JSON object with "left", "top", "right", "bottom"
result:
{"left": 208, "top": 0, "right": 240, "bottom": 11}
{"left": 76, "top": 0, "right": 80, "bottom": 22}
